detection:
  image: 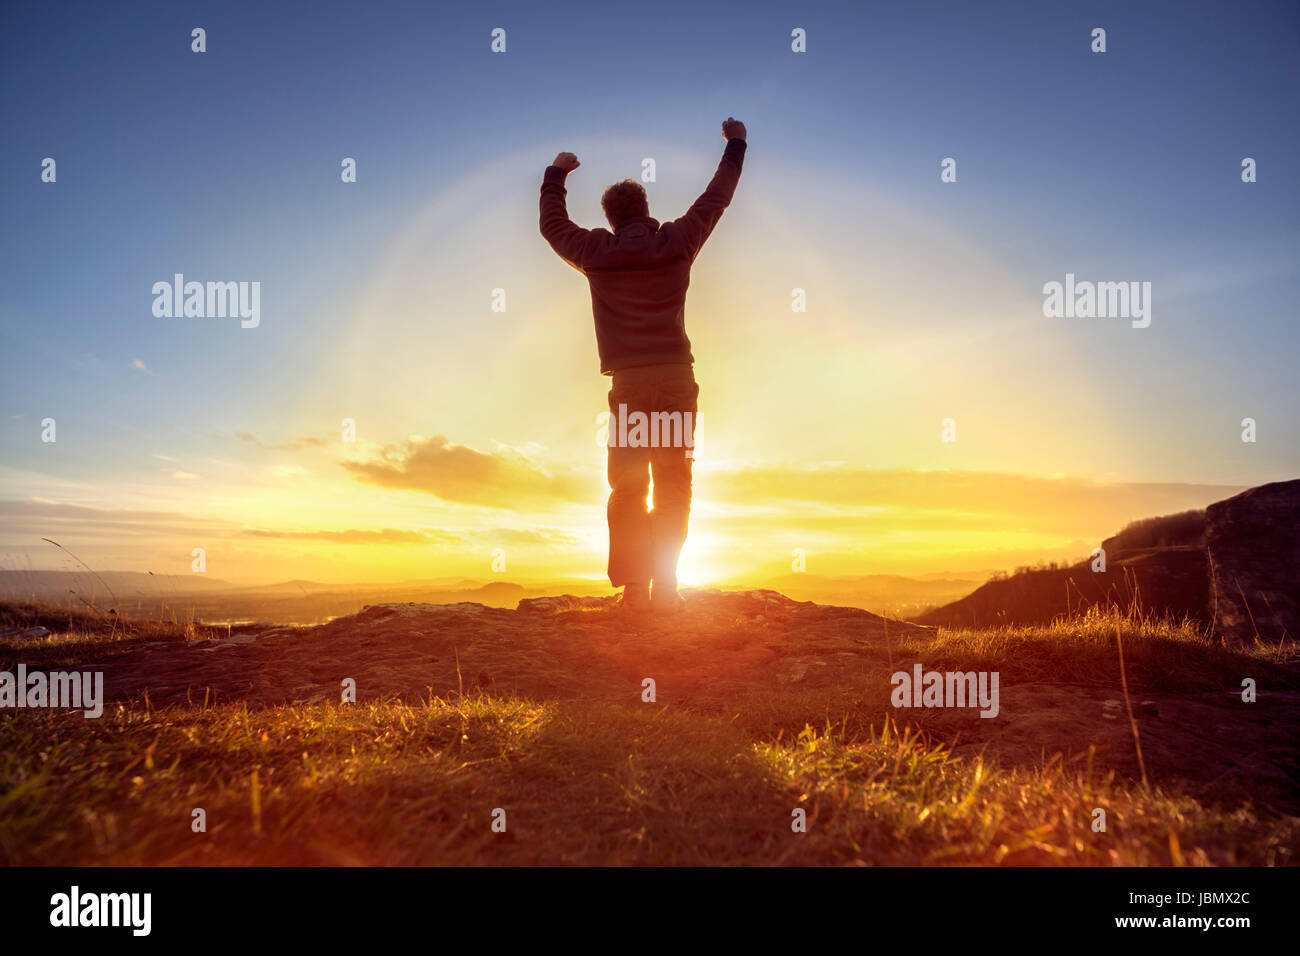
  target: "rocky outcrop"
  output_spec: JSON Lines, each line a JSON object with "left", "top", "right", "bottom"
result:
{"left": 912, "top": 548, "right": 1208, "bottom": 629}
{"left": 1206, "top": 479, "right": 1300, "bottom": 644}
{"left": 916, "top": 479, "right": 1299, "bottom": 643}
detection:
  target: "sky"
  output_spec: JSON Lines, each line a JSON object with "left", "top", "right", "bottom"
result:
{"left": 1, "top": 0, "right": 1297, "bottom": 587}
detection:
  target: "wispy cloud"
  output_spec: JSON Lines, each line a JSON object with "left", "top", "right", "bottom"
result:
{"left": 204, "top": 431, "right": 328, "bottom": 451}
{"left": 241, "top": 526, "right": 460, "bottom": 545}
{"left": 0, "top": 499, "right": 579, "bottom": 553}
{"left": 342, "top": 436, "right": 596, "bottom": 508}
{"left": 706, "top": 465, "right": 1241, "bottom": 534}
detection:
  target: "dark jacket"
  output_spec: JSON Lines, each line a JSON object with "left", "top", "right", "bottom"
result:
{"left": 540, "top": 138, "right": 746, "bottom": 374}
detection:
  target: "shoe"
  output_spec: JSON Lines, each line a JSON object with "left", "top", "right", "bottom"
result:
{"left": 618, "top": 583, "right": 649, "bottom": 612}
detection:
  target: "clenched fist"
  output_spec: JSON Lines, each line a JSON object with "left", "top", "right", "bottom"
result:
{"left": 552, "top": 152, "right": 581, "bottom": 173}
{"left": 722, "top": 117, "right": 746, "bottom": 141}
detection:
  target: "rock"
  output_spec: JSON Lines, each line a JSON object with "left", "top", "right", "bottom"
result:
{"left": 1206, "top": 479, "right": 1300, "bottom": 645}
{"left": 1101, "top": 698, "right": 1159, "bottom": 719}
{"left": 196, "top": 632, "right": 259, "bottom": 651}
{"left": 350, "top": 603, "right": 491, "bottom": 628}
{"left": 0, "top": 626, "right": 51, "bottom": 640}
{"left": 516, "top": 595, "right": 616, "bottom": 613}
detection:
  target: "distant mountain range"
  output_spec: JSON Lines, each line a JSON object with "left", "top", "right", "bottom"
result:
{"left": 0, "top": 567, "right": 982, "bottom": 625}
{"left": 0, "top": 572, "right": 563, "bottom": 624}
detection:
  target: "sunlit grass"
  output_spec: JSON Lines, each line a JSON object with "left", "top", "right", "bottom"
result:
{"left": 2, "top": 695, "right": 1294, "bottom": 865}
{"left": 1, "top": 599, "right": 1295, "bottom": 865}
{"left": 754, "top": 719, "right": 1293, "bottom": 865}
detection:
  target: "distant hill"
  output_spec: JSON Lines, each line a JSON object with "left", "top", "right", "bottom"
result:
{"left": 0, "top": 573, "right": 601, "bottom": 625}
{"left": 914, "top": 479, "right": 1299, "bottom": 644}
{"left": 1102, "top": 509, "right": 1205, "bottom": 552}
{"left": 0, "top": 567, "right": 983, "bottom": 624}
{"left": 0, "top": 570, "right": 235, "bottom": 602}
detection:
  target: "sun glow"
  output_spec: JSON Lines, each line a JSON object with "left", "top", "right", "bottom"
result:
{"left": 674, "top": 530, "right": 727, "bottom": 586}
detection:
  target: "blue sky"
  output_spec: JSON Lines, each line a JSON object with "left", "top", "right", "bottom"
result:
{"left": 0, "top": 0, "right": 1296, "bottom": 581}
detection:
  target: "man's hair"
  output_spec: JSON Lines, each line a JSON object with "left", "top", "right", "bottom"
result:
{"left": 601, "top": 179, "right": 650, "bottom": 229}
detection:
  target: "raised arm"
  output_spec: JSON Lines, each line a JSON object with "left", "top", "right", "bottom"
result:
{"left": 676, "top": 118, "right": 748, "bottom": 258}
{"left": 539, "top": 151, "right": 591, "bottom": 273}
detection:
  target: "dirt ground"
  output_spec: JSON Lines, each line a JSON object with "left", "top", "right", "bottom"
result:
{"left": 55, "top": 588, "right": 1299, "bottom": 815}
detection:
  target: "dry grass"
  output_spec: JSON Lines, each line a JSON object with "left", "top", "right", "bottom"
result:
{"left": 1, "top": 599, "right": 1296, "bottom": 866}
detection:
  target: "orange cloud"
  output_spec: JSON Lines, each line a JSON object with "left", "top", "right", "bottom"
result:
{"left": 708, "top": 466, "right": 1241, "bottom": 534}
{"left": 341, "top": 436, "right": 597, "bottom": 508}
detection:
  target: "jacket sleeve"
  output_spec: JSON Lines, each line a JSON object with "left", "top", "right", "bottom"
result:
{"left": 539, "top": 166, "right": 591, "bottom": 273}
{"left": 676, "top": 138, "right": 747, "bottom": 258}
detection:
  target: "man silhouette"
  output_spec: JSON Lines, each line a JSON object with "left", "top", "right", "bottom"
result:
{"left": 540, "top": 118, "right": 747, "bottom": 613}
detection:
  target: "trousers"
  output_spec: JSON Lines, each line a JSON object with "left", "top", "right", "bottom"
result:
{"left": 605, "top": 363, "right": 699, "bottom": 588}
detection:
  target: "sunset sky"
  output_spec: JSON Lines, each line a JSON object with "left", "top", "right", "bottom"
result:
{"left": 1, "top": 0, "right": 1297, "bottom": 586}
